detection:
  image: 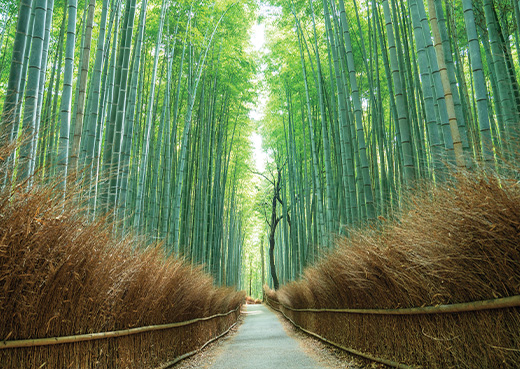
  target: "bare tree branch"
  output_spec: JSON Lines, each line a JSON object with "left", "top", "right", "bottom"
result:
{"left": 251, "top": 169, "right": 275, "bottom": 186}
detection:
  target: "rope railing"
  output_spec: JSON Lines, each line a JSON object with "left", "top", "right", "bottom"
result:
{"left": 266, "top": 294, "right": 520, "bottom": 315}
{"left": 265, "top": 297, "right": 416, "bottom": 369}
{"left": 0, "top": 306, "right": 240, "bottom": 350}
{"left": 157, "top": 320, "right": 239, "bottom": 369}
{"left": 265, "top": 294, "right": 520, "bottom": 368}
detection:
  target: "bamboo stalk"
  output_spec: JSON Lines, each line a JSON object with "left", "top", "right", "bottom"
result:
{"left": 265, "top": 295, "right": 520, "bottom": 315}
{"left": 0, "top": 307, "right": 240, "bottom": 349}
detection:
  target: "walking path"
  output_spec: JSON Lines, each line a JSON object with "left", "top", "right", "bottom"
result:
{"left": 208, "top": 304, "right": 326, "bottom": 369}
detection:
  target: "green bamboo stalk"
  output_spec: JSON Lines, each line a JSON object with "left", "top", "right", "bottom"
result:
{"left": 57, "top": 0, "right": 77, "bottom": 194}
{"left": 19, "top": 0, "right": 48, "bottom": 182}
{"left": 427, "top": 0, "right": 464, "bottom": 168}
{"left": 382, "top": 0, "right": 415, "bottom": 184}
{"left": 0, "top": 0, "right": 33, "bottom": 143}
{"left": 462, "top": 0, "right": 493, "bottom": 164}
{"left": 336, "top": 0, "right": 375, "bottom": 220}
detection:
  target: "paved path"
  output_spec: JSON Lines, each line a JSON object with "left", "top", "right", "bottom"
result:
{"left": 208, "top": 304, "right": 326, "bottom": 369}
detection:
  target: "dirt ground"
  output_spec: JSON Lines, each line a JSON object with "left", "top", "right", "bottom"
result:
{"left": 171, "top": 303, "right": 383, "bottom": 369}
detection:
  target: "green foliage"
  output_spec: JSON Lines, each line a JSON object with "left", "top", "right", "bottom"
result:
{"left": 2, "top": 0, "right": 520, "bottom": 295}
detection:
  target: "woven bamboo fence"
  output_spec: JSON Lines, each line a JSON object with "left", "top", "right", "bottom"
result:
{"left": 266, "top": 294, "right": 520, "bottom": 368}
{"left": 0, "top": 307, "right": 241, "bottom": 369}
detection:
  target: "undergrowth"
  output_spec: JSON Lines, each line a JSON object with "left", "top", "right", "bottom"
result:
{"left": 277, "top": 170, "right": 520, "bottom": 309}
{"left": 268, "top": 169, "right": 520, "bottom": 368}
{"left": 0, "top": 169, "right": 244, "bottom": 343}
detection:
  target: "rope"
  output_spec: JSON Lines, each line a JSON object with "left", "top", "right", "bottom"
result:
{"left": 0, "top": 306, "right": 240, "bottom": 349}
{"left": 267, "top": 294, "right": 520, "bottom": 315}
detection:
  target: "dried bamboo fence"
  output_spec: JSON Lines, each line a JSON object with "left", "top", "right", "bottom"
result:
{"left": 0, "top": 306, "right": 241, "bottom": 369}
{"left": 265, "top": 294, "right": 520, "bottom": 368}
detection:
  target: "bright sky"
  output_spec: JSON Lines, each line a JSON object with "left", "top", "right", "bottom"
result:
{"left": 251, "top": 22, "right": 266, "bottom": 53}
{"left": 248, "top": 15, "right": 268, "bottom": 173}
{"left": 249, "top": 21, "right": 266, "bottom": 124}
{"left": 250, "top": 133, "right": 266, "bottom": 172}
{"left": 243, "top": 2, "right": 284, "bottom": 293}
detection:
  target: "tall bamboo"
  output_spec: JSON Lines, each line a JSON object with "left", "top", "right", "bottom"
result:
{"left": 462, "top": 0, "right": 493, "bottom": 163}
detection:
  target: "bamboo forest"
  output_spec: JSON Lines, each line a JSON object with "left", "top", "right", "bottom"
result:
{"left": 1, "top": 0, "right": 520, "bottom": 367}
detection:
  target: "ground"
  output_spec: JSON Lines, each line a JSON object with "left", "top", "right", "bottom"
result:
{"left": 172, "top": 303, "right": 382, "bottom": 369}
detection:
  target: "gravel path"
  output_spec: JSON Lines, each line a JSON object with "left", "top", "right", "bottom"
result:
{"left": 173, "top": 304, "right": 366, "bottom": 369}
{"left": 208, "top": 304, "right": 325, "bottom": 369}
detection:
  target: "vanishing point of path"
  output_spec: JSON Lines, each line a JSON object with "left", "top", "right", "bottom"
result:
{"left": 208, "top": 304, "right": 329, "bottom": 369}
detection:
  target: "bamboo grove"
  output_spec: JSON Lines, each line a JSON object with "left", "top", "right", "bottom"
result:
{"left": 1, "top": 0, "right": 519, "bottom": 295}
{"left": 0, "top": 0, "right": 258, "bottom": 287}
{"left": 259, "top": 0, "right": 520, "bottom": 287}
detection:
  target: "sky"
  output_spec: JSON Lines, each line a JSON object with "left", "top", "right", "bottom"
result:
{"left": 248, "top": 15, "right": 268, "bottom": 173}
{"left": 242, "top": 2, "right": 284, "bottom": 293}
